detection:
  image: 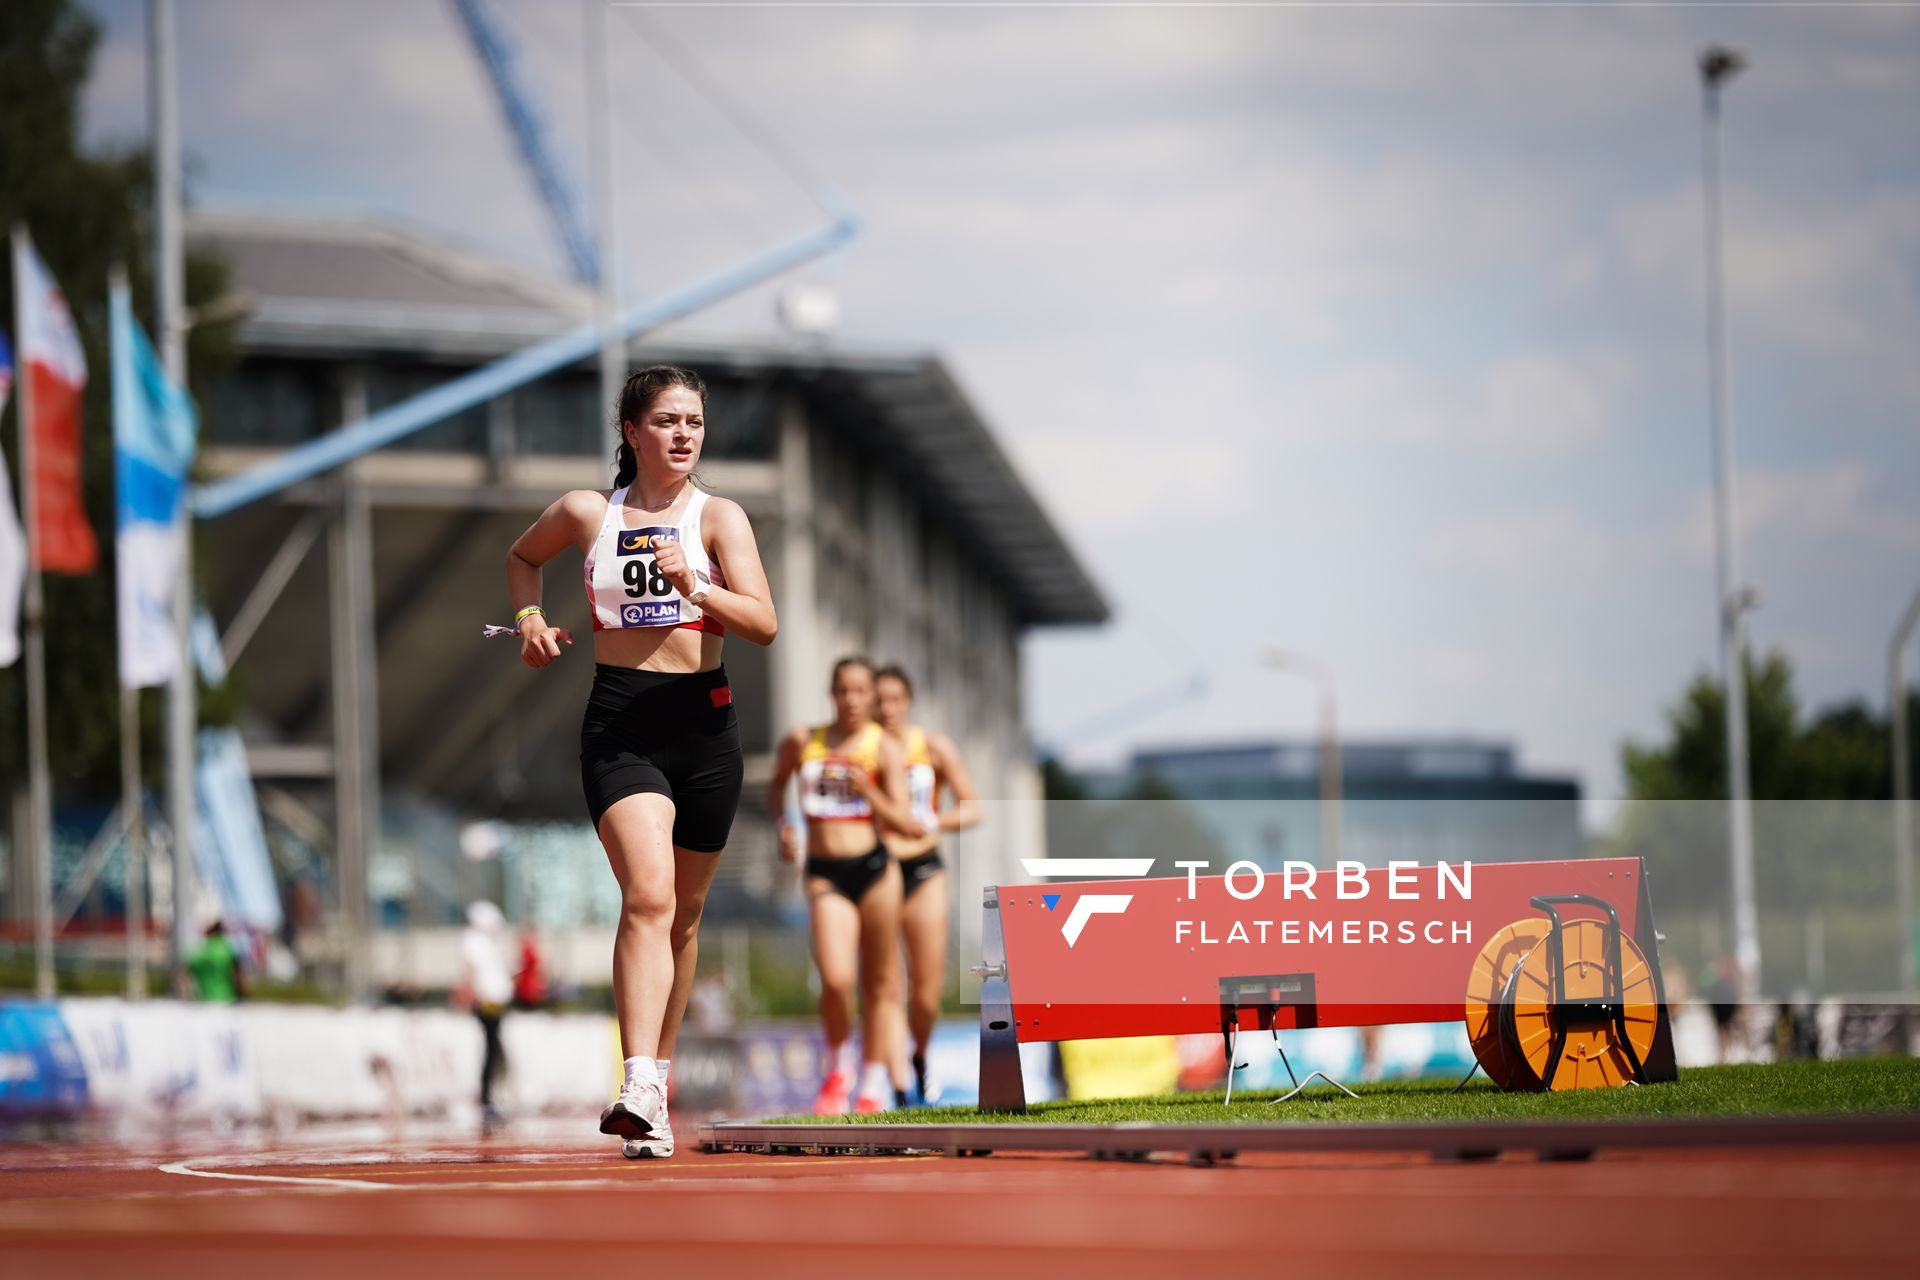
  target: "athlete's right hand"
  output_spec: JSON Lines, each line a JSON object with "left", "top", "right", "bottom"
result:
{"left": 777, "top": 819, "right": 802, "bottom": 865}
{"left": 519, "top": 617, "right": 574, "bottom": 669}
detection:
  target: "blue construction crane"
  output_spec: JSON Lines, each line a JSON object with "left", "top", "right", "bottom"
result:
{"left": 191, "top": 2, "right": 860, "bottom": 518}
{"left": 450, "top": 0, "right": 601, "bottom": 285}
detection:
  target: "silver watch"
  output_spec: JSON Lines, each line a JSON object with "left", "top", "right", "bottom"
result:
{"left": 688, "top": 570, "right": 712, "bottom": 607}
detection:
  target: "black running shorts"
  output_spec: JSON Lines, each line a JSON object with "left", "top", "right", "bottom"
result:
{"left": 804, "top": 846, "right": 893, "bottom": 903}
{"left": 579, "top": 664, "right": 743, "bottom": 852}
{"left": 897, "top": 848, "right": 945, "bottom": 899}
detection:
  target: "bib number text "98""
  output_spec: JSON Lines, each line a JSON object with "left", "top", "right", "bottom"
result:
{"left": 624, "top": 558, "right": 673, "bottom": 599}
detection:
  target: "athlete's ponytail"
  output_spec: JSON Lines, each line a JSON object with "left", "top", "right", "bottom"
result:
{"left": 612, "top": 364, "right": 708, "bottom": 487}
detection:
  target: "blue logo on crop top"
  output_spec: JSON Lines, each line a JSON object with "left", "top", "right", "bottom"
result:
{"left": 617, "top": 526, "right": 677, "bottom": 556}
{"left": 622, "top": 601, "right": 679, "bottom": 627}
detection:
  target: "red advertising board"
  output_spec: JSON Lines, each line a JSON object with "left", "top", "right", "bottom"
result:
{"left": 996, "top": 857, "right": 1663, "bottom": 1043}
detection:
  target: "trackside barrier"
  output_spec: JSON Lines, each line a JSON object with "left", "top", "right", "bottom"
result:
{"left": 0, "top": 999, "right": 617, "bottom": 1127}
{"left": 977, "top": 856, "right": 1677, "bottom": 1111}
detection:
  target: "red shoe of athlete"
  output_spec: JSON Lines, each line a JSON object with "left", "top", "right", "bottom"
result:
{"left": 853, "top": 1091, "right": 887, "bottom": 1115}
{"left": 812, "top": 1070, "right": 851, "bottom": 1116}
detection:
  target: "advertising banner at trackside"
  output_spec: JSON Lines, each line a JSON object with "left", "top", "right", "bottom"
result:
{"left": 60, "top": 998, "right": 259, "bottom": 1127}
{"left": 0, "top": 1001, "right": 88, "bottom": 1117}
{"left": 999, "top": 857, "right": 1654, "bottom": 1040}
{"left": 0, "top": 1000, "right": 619, "bottom": 1127}
{"left": 1, "top": 1001, "right": 1066, "bottom": 1126}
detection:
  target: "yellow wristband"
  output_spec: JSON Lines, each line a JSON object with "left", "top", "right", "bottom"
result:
{"left": 514, "top": 605, "right": 545, "bottom": 624}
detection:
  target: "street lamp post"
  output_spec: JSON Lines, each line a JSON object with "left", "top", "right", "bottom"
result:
{"left": 1891, "top": 588, "right": 1920, "bottom": 1009}
{"left": 1261, "top": 650, "right": 1341, "bottom": 868}
{"left": 1699, "top": 44, "right": 1762, "bottom": 1005}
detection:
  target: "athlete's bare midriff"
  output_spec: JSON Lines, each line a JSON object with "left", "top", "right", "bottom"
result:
{"left": 593, "top": 626, "right": 723, "bottom": 674}
{"left": 806, "top": 820, "right": 884, "bottom": 860}
{"left": 883, "top": 820, "right": 939, "bottom": 860}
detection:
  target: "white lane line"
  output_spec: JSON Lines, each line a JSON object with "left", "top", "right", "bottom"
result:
{"left": 158, "top": 1158, "right": 399, "bottom": 1191}
{"left": 153, "top": 1148, "right": 939, "bottom": 1194}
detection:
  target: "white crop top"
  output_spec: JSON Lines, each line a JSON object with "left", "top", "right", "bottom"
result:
{"left": 583, "top": 484, "right": 726, "bottom": 633}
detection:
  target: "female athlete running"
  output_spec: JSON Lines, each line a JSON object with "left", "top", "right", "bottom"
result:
{"left": 505, "top": 365, "right": 775, "bottom": 1158}
{"left": 768, "top": 657, "right": 927, "bottom": 1114}
{"left": 874, "top": 665, "right": 981, "bottom": 1103}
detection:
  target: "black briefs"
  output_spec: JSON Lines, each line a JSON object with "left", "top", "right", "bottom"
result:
{"left": 804, "top": 846, "right": 893, "bottom": 903}
{"left": 897, "top": 849, "right": 945, "bottom": 899}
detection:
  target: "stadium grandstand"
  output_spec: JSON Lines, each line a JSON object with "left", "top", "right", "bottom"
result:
{"left": 186, "top": 211, "right": 1108, "bottom": 994}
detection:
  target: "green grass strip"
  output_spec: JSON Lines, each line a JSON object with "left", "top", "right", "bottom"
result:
{"left": 776, "top": 1059, "right": 1920, "bottom": 1126}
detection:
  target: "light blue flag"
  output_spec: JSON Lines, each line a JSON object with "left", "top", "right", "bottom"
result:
{"left": 190, "top": 606, "right": 282, "bottom": 931}
{"left": 197, "top": 725, "right": 284, "bottom": 933}
{"left": 110, "top": 280, "right": 197, "bottom": 688}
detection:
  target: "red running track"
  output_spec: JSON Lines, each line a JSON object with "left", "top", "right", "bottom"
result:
{"left": 2, "top": 1128, "right": 1918, "bottom": 1278}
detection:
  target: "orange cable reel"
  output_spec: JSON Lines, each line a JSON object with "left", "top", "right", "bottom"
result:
{"left": 1463, "top": 896, "right": 1659, "bottom": 1092}
{"left": 1463, "top": 917, "right": 1552, "bottom": 1091}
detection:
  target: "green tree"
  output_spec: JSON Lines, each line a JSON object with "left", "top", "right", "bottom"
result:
{"left": 1039, "top": 753, "right": 1088, "bottom": 801}
{"left": 1797, "top": 701, "right": 1905, "bottom": 801}
{"left": 1621, "top": 649, "right": 1916, "bottom": 802}
{"left": 0, "top": 0, "right": 234, "bottom": 798}
{"left": 1040, "top": 760, "right": 1230, "bottom": 870}
{"left": 1621, "top": 652, "right": 1801, "bottom": 800}
{"left": 1614, "top": 648, "right": 1918, "bottom": 964}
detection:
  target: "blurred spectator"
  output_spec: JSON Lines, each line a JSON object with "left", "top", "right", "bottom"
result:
{"left": 513, "top": 930, "right": 549, "bottom": 1011}
{"left": 1358, "top": 1025, "right": 1383, "bottom": 1083}
{"left": 185, "top": 921, "right": 247, "bottom": 1003}
{"left": 1776, "top": 990, "right": 1821, "bottom": 1061}
{"left": 460, "top": 901, "right": 513, "bottom": 1123}
{"left": 285, "top": 875, "right": 322, "bottom": 946}
{"left": 1705, "top": 954, "right": 1741, "bottom": 1064}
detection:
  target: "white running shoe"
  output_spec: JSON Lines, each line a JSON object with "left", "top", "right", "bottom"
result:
{"left": 621, "top": 1114, "right": 675, "bottom": 1160}
{"left": 598, "top": 1078, "right": 666, "bottom": 1141}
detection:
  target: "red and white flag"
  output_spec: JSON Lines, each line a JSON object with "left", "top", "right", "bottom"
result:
{"left": 0, "top": 327, "right": 22, "bottom": 665}
{"left": 12, "top": 229, "right": 99, "bottom": 575}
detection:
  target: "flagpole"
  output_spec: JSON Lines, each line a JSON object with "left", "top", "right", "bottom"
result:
{"left": 121, "top": 690, "right": 146, "bottom": 995}
{"left": 151, "top": 0, "right": 196, "bottom": 976}
{"left": 12, "top": 224, "right": 56, "bottom": 1001}
{"left": 110, "top": 268, "right": 149, "bottom": 1000}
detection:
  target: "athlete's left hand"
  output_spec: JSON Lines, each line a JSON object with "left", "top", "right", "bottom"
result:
{"left": 652, "top": 535, "right": 696, "bottom": 597}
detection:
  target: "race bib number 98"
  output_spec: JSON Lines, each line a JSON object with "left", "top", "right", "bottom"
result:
{"left": 615, "top": 526, "right": 683, "bottom": 627}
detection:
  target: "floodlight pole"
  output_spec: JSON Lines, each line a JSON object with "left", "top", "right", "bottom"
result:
{"left": 1891, "top": 588, "right": 1920, "bottom": 1006}
{"left": 1699, "top": 45, "right": 1761, "bottom": 1005}
{"left": 1261, "top": 649, "right": 1341, "bottom": 868}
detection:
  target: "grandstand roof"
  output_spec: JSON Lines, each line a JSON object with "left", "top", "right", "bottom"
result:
{"left": 188, "top": 211, "right": 1107, "bottom": 628}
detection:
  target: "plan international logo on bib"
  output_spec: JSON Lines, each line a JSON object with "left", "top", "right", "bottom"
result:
{"left": 1019, "top": 858, "right": 1155, "bottom": 947}
{"left": 622, "top": 601, "right": 679, "bottom": 626}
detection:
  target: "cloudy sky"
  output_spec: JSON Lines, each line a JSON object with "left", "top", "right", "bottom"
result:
{"left": 78, "top": 1, "right": 1920, "bottom": 822}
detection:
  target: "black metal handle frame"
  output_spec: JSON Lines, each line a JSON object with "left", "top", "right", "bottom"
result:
{"left": 1526, "top": 893, "right": 1648, "bottom": 1090}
